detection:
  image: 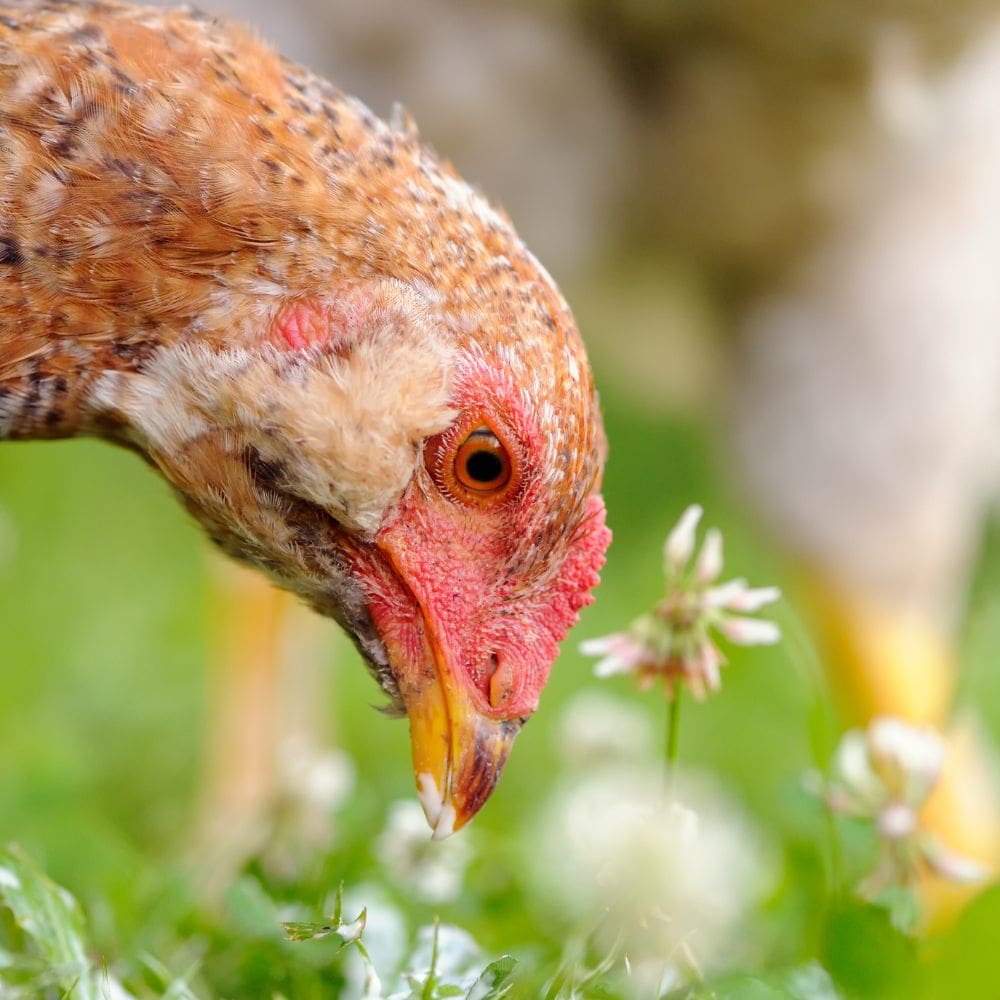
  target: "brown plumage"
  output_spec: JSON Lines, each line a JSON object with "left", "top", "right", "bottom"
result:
{"left": 0, "top": 0, "right": 610, "bottom": 835}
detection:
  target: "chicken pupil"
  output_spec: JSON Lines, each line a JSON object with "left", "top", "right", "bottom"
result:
{"left": 466, "top": 449, "right": 503, "bottom": 483}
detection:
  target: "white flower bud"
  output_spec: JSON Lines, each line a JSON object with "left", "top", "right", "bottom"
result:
{"left": 702, "top": 578, "right": 748, "bottom": 610}
{"left": 923, "top": 840, "right": 988, "bottom": 883}
{"left": 704, "top": 579, "right": 782, "bottom": 613}
{"left": 338, "top": 912, "right": 367, "bottom": 943}
{"left": 719, "top": 616, "right": 781, "bottom": 646}
{"left": 694, "top": 640, "right": 724, "bottom": 697}
{"left": 578, "top": 635, "right": 617, "bottom": 657}
{"left": 694, "top": 527, "right": 724, "bottom": 585}
{"left": 581, "top": 632, "right": 654, "bottom": 678}
{"left": 360, "top": 968, "right": 383, "bottom": 1000}
{"left": 729, "top": 585, "right": 781, "bottom": 613}
{"left": 830, "top": 730, "right": 883, "bottom": 815}
{"left": 663, "top": 504, "right": 702, "bottom": 573}
{"left": 877, "top": 801, "right": 917, "bottom": 840}
{"left": 867, "top": 717, "right": 944, "bottom": 802}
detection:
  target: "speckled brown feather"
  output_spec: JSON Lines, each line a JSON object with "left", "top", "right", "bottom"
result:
{"left": 0, "top": 1, "right": 598, "bottom": 474}
{"left": 0, "top": 0, "right": 608, "bottom": 721}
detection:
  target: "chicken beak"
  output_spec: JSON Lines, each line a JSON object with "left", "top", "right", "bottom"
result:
{"left": 404, "top": 637, "right": 521, "bottom": 839}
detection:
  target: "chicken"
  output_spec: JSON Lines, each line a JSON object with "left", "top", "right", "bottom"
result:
{"left": 0, "top": 0, "right": 611, "bottom": 837}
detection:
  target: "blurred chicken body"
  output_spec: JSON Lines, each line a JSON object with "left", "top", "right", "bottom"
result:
{"left": 0, "top": 0, "right": 610, "bottom": 835}
{"left": 735, "top": 31, "right": 1000, "bottom": 911}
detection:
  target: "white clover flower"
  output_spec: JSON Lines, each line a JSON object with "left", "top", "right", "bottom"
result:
{"left": 828, "top": 718, "right": 943, "bottom": 831}
{"left": 263, "top": 737, "right": 358, "bottom": 875}
{"left": 557, "top": 691, "right": 655, "bottom": 767}
{"left": 826, "top": 717, "right": 986, "bottom": 897}
{"left": 375, "top": 800, "right": 472, "bottom": 904}
{"left": 582, "top": 505, "right": 781, "bottom": 700}
{"left": 530, "top": 765, "right": 774, "bottom": 988}
{"left": 279, "top": 736, "right": 356, "bottom": 813}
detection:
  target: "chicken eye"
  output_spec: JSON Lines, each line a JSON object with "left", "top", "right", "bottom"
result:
{"left": 454, "top": 427, "right": 511, "bottom": 493}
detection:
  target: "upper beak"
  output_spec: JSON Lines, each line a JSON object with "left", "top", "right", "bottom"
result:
{"left": 403, "top": 634, "right": 522, "bottom": 839}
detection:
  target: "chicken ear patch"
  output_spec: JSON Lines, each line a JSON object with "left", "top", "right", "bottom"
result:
{"left": 272, "top": 300, "right": 335, "bottom": 351}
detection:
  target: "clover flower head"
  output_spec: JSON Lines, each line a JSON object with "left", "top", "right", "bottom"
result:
{"left": 530, "top": 765, "right": 774, "bottom": 988}
{"left": 582, "top": 505, "right": 781, "bottom": 700}
{"left": 375, "top": 800, "right": 472, "bottom": 904}
{"left": 826, "top": 716, "right": 986, "bottom": 897}
{"left": 279, "top": 736, "right": 356, "bottom": 813}
{"left": 557, "top": 691, "right": 655, "bottom": 766}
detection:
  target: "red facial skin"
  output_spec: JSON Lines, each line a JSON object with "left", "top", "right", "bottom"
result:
{"left": 373, "top": 360, "right": 611, "bottom": 720}
{"left": 374, "top": 491, "right": 609, "bottom": 717}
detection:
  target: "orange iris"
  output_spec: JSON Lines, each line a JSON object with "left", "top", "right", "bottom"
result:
{"left": 454, "top": 427, "right": 512, "bottom": 494}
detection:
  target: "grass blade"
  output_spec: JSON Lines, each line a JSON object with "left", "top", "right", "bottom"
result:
{"left": 0, "top": 843, "right": 101, "bottom": 1000}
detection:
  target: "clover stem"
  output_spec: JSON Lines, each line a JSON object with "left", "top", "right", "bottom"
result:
{"left": 666, "top": 692, "right": 682, "bottom": 792}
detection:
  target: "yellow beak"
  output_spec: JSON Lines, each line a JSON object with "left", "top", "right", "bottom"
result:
{"left": 404, "top": 636, "right": 521, "bottom": 839}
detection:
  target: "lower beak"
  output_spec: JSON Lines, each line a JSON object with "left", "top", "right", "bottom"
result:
{"left": 404, "top": 642, "right": 522, "bottom": 839}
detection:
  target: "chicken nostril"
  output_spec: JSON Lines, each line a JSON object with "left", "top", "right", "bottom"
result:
{"left": 468, "top": 653, "right": 503, "bottom": 703}
{"left": 488, "top": 653, "right": 516, "bottom": 710}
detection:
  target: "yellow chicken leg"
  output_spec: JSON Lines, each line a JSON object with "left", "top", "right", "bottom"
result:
{"left": 805, "top": 569, "right": 1000, "bottom": 926}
